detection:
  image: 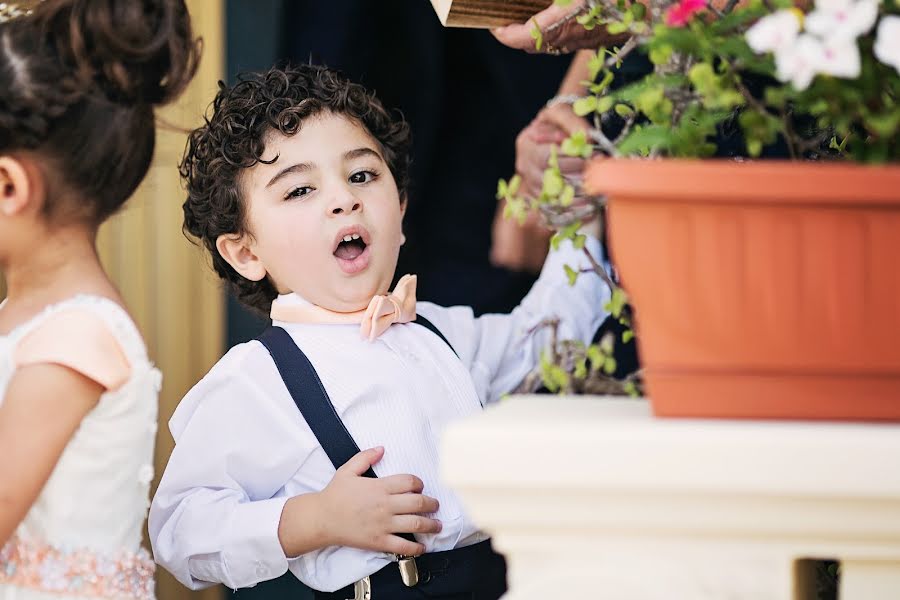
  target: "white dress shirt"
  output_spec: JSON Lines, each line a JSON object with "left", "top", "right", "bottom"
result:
{"left": 148, "top": 238, "right": 609, "bottom": 593}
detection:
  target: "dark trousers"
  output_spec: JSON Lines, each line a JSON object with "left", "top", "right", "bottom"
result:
{"left": 315, "top": 540, "right": 507, "bottom": 600}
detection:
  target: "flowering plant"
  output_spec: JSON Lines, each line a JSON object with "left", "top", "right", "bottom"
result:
{"left": 499, "top": 0, "right": 899, "bottom": 396}
{"left": 543, "top": 0, "right": 900, "bottom": 163}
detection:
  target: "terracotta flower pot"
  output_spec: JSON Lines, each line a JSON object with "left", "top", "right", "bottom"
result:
{"left": 584, "top": 159, "right": 900, "bottom": 421}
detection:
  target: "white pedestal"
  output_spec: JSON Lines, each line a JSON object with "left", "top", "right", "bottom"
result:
{"left": 442, "top": 396, "right": 900, "bottom": 599}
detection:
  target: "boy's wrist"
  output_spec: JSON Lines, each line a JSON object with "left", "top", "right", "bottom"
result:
{"left": 278, "top": 492, "right": 330, "bottom": 558}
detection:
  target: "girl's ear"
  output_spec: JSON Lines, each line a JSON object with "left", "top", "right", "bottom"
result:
{"left": 0, "top": 156, "right": 34, "bottom": 217}
{"left": 216, "top": 233, "right": 268, "bottom": 282}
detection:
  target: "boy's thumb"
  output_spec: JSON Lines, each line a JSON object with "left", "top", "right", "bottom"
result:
{"left": 340, "top": 446, "right": 384, "bottom": 476}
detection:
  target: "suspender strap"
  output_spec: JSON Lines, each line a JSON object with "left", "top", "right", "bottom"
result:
{"left": 258, "top": 317, "right": 457, "bottom": 546}
{"left": 414, "top": 314, "right": 458, "bottom": 358}
{"left": 258, "top": 326, "right": 377, "bottom": 478}
{"left": 258, "top": 319, "right": 456, "bottom": 547}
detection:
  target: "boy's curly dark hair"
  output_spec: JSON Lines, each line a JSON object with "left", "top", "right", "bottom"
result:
{"left": 180, "top": 64, "right": 412, "bottom": 315}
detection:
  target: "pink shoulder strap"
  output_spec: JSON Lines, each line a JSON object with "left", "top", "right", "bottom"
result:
{"left": 14, "top": 309, "right": 131, "bottom": 391}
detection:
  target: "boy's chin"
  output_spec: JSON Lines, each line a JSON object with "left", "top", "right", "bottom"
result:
{"left": 326, "top": 285, "right": 387, "bottom": 313}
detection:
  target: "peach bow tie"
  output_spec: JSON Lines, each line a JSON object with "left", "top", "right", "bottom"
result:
{"left": 269, "top": 274, "right": 418, "bottom": 341}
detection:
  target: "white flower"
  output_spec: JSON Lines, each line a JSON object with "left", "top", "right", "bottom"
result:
{"left": 775, "top": 34, "right": 825, "bottom": 90}
{"left": 805, "top": 0, "right": 878, "bottom": 40}
{"left": 816, "top": 37, "right": 862, "bottom": 79}
{"left": 746, "top": 10, "right": 802, "bottom": 53}
{"left": 874, "top": 15, "right": 900, "bottom": 74}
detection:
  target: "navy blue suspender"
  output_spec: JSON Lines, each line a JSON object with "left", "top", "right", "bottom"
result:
{"left": 257, "top": 314, "right": 457, "bottom": 478}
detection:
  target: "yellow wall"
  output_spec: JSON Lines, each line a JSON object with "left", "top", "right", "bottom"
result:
{"left": 95, "top": 2, "right": 226, "bottom": 599}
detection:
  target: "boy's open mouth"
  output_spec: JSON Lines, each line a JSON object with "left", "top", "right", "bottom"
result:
{"left": 333, "top": 225, "right": 371, "bottom": 274}
{"left": 334, "top": 233, "right": 367, "bottom": 260}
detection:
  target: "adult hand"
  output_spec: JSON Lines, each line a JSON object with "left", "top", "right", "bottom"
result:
{"left": 516, "top": 103, "right": 591, "bottom": 199}
{"left": 490, "top": 104, "right": 591, "bottom": 273}
{"left": 492, "top": 0, "right": 616, "bottom": 54}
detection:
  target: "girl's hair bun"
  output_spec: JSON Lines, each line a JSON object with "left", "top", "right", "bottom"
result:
{"left": 33, "top": 0, "right": 199, "bottom": 105}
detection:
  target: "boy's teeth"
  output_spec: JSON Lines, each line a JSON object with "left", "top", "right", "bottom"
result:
{"left": 343, "top": 235, "right": 353, "bottom": 242}
{"left": 351, "top": 234, "right": 360, "bottom": 240}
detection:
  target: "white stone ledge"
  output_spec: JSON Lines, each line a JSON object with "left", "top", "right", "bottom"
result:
{"left": 442, "top": 395, "right": 900, "bottom": 600}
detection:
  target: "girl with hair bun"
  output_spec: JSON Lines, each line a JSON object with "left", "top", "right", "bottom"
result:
{"left": 0, "top": 1, "right": 199, "bottom": 598}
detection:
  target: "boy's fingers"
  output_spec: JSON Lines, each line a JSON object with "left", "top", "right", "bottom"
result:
{"left": 389, "top": 493, "right": 440, "bottom": 515}
{"left": 381, "top": 473, "right": 424, "bottom": 494}
{"left": 383, "top": 535, "right": 426, "bottom": 557}
{"left": 391, "top": 514, "right": 443, "bottom": 536}
{"left": 339, "top": 446, "right": 384, "bottom": 477}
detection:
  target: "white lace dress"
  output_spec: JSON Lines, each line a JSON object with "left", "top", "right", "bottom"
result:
{"left": 0, "top": 296, "right": 161, "bottom": 600}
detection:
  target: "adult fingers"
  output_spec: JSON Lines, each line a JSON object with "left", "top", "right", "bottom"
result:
{"left": 491, "top": 2, "right": 585, "bottom": 51}
{"left": 538, "top": 104, "right": 591, "bottom": 136}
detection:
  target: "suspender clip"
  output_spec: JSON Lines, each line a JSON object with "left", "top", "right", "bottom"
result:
{"left": 348, "top": 575, "right": 371, "bottom": 599}
{"left": 397, "top": 555, "right": 420, "bottom": 587}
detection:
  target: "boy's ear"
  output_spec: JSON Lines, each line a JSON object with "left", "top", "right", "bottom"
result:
{"left": 0, "top": 156, "right": 35, "bottom": 217}
{"left": 216, "top": 233, "right": 268, "bottom": 282}
{"left": 399, "top": 197, "right": 408, "bottom": 246}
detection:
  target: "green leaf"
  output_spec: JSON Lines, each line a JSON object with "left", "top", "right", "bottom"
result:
{"left": 564, "top": 264, "right": 579, "bottom": 286}
{"left": 542, "top": 169, "right": 564, "bottom": 196}
{"left": 607, "top": 21, "right": 629, "bottom": 34}
{"left": 615, "top": 103, "right": 634, "bottom": 117}
{"left": 586, "top": 345, "right": 604, "bottom": 371}
{"left": 597, "top": 96, "right": 615, "bottom": 114}
{"left": 530, "top": 18, "right": 543, "bottom": 51}
{"left": 599, "top": 332, "right": 615, "bottom": 354}
{"left": 603, "top": 356, "right": 618, "bottom": 375}
{"left": 554, "top": 0, "right": 573, "bottom": 5}
{"left": 502, "top": 197, "right": 528, "bottom": 225}
{"left": 587, "top": 52, "right": 605, "bottom": 81}
{"left": 572, "top": 233, "right": 587, "bottom": 250}
{"left": 496, "top": 179, "right": 508, "bottom": 200}
{"left": 747, "top": 138, "right": 763, "bottom": 157}
{"left": 574, "top": 357, "right": 588, "bottom": 380}
{"left": 622, "top": 329, "right": 634, "bottom": 344}
{"left": 559, "top": 184, "right": 576, "bottom": 206}
{"left": 617, "top": 124, "right": 671, "bottom": 155}
{"left": 561, "top": 131, "right": 592, "bottom": 158}
{"left": 631, "top": 2, "right": 646, "bottom": 20}
{"left": 608, "top": 287, "right": 628, "bottom": 318}
{"left": 508, "top": 174, "right": 521, "bottom": 196}
{"left": 866, "top": 111, "right": 900, "bottom": 138}
{"left": 573, "top": 96, "right": 598, "bottom": 116}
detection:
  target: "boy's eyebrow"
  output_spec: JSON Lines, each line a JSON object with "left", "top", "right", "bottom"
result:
{"left": 344, "top": 147, "right": 382, "bottom": 162}
{"left": 266, "top": 162, "right": 314, "bottom": 188}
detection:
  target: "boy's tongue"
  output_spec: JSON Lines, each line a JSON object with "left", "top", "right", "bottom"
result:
{"left": 334, "top": 239, "right": 366, "bottom": 260}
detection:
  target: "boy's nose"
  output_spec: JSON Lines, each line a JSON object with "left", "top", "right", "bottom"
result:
{"left": 328, "top": 193, "right": 362, "bottom": 216}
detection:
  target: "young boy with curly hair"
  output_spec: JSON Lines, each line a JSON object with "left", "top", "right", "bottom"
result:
{"left": 149, "top": 64, "right": 609, "bottom": 600}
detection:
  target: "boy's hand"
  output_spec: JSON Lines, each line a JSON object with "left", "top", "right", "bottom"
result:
{"left": 278, "top": 447, "right": 441, "bottom": 558}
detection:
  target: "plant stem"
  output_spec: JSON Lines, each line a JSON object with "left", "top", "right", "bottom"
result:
{"left": 604, "top": 36, "right": 639, "bottom": 69}
{"left": 582, "top": 246, "right": 617, "bottom": 292}
{"left": 781, "top": 109, "right": 799, "bottom": 160}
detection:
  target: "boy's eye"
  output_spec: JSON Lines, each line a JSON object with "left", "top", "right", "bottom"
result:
{"left": 349, "top": 170, "right": 377, "bottom": 184}
{"left": 285, "top": 186, "right": 314, "bottom": 200}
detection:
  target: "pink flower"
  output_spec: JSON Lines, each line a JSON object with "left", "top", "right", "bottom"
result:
{"left": 666, "top": 0, "right": 707, "bottom": 27}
